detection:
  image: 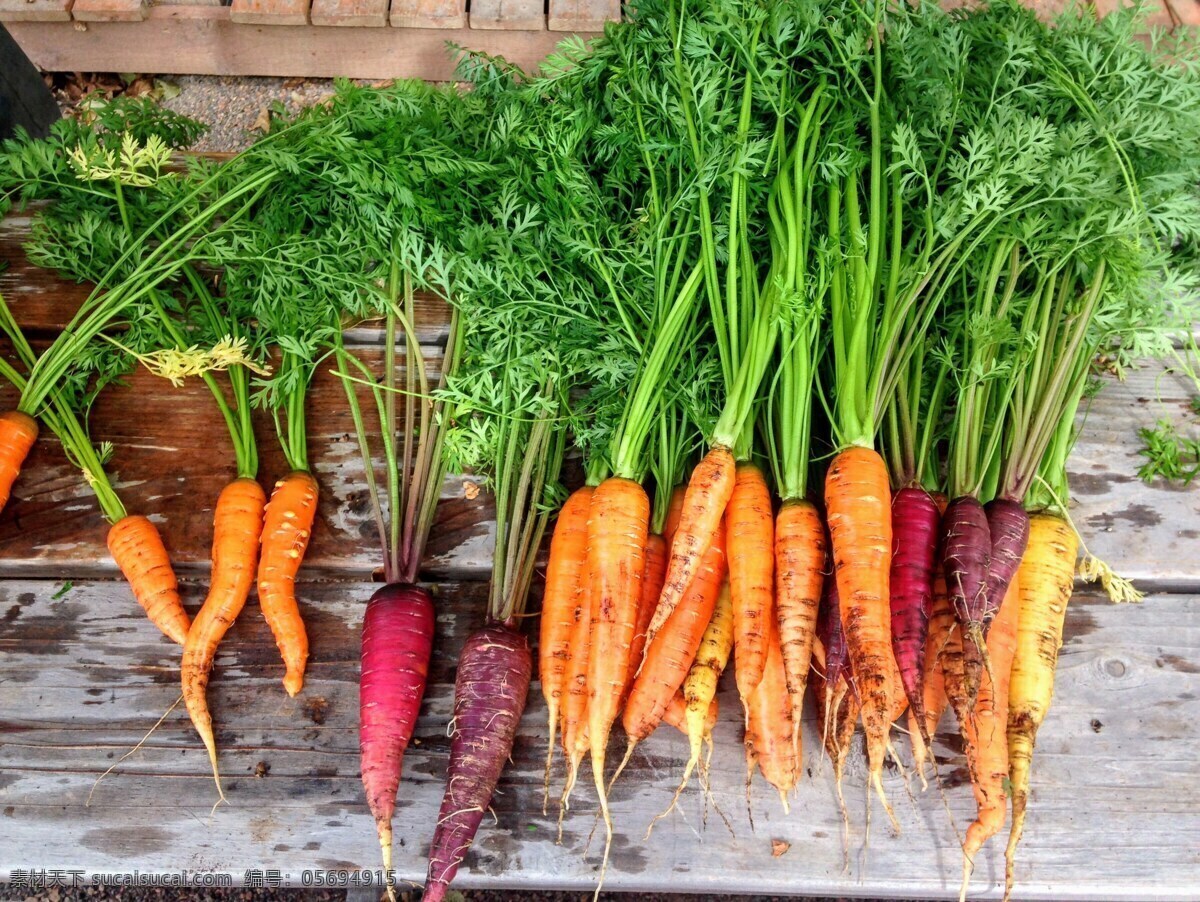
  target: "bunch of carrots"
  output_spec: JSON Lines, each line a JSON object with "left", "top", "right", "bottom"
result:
{"left": 2, "top": 0, "right": 1200, "bottom": 899}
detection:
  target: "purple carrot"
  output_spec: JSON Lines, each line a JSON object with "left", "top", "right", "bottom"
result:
{"left": 817, "top": 569, "right": 851, "bottom": 697}
{"left": 424, "top": 622, "right": 532, "bottom": 902}
{"left": 982, "top": 497, "right": 1030, "bottom": 627}
{"left": 888, "top": 486, "right": 941, "bottom": 739}
{"left": 359, "top": 583, "right": 435, "bottom": 889}
{"left": 940, "top": 495, "right": 991, "bottom": 711}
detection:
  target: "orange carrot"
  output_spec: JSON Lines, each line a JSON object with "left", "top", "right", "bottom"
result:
{"left": 559, "top": 570, "right": 592, "bottom": 815}
{"left": 107, "top": 514, "right": 190, "bottom": 644}
{"left": 744, "top": 619, "right": 797, "bottom": 811}
{"left": 775, "top": 498, "right": 826, "bottom": 758}
{"left": 623, "top": 532, "right": 668, "bottom": 702}
{"left": 539, "top": 485, "right": 593, "bottom": 805}
{"left": 0, "top": 410, "right": 38, "bottom": 513}
{"left": 959, "top": 573, "right": 1020, "bottom": 900}
{"left": 182, "top": 477, "right": 267, "bottom": 798}
{"left": 663, "top": 485, "right": 686, "bottom": 546}
{"left": 726, "top": 462, "right": 775, "bottom": 705}
{"left": 647, "top": 447, "right": 736, "bottom": 643}
{"left": 910, "top": 571, "right": 952, "bottom": 785}
{"left": 620, "top": 521, "right": 725, "bottom": 754}
{"left": 663, "top": 691, "right": 718, "bottom": 737}
{"left": 824, "top": 445, "right": 897, "bottom": 826}
{"left": 258, "top": 470, "right": 319, "bottom": 697}
{"left": 585, "top": 476, "right": 649, "bottom": 865}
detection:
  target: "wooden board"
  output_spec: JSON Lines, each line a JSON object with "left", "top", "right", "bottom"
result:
{"left": 1, "top": 578, "right": 1197, "bottom": 898}
{"left": 547, "top": 0, "right": 619, "bottom": 32}
{"left": 388, "top": 0, "right": 464, "bottom": 29}
{"left": 0, "top": 0, "right": 72, "bottom": 23}
{"left": 229, "top": 0, "right": 311, "bottom": 26}
{"left": 468, "top": 0, "right": 544, "bottom": 31}
{"left": 310, "top": 0, "right": 387, "bottom": 27}
{"left": 67, "top": 0, "right": 145, "bottom": 22}
{"left": 5, "top": 6, "right": 595, "bottom": 80}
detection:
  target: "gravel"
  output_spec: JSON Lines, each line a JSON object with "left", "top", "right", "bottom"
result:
{"left": 157, "top": 75, "right": 340, "bottom": 152}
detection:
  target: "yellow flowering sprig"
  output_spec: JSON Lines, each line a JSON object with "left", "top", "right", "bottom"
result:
{"left": 67, "top": 133, "right": 173, "bottom": 188}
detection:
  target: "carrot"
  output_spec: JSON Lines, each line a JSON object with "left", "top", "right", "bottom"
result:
{"left": 941, "top": 495, "right": 991, "bottom": 708}
{"left": 539, "top": 485, "right": 593, "bottom": 806}
{"left": 616, "top": 521, "right": 725, "bottom": 777}
{"left": 1004, "top": 512, "right": 1078, "bottom": 902}
{"left": 585, "top": 475, "right": 649, "bottom": 874}
{"left": 672, "top": 580, "right": 734, "bottom": 802}
{"left": 424, "top": 622, "right": 531, "bottom": 902}
{"left": 360, "top": 582, "right": 436, "bottom": 881}
{"left": 910, "top": 571, "right": 952, "bottom": 785}
{"left": 662, "top": 690, "right": 717, "bottom": 738}
{"left": 181, "top": 477, "right": 267, "bottom": 798}
{"left": 889, "top": 486, "right": 941, "bottom": 739}
{"left": 663, "top": 484, "right": 686, "bottom": 546}
{"left": 774, "top": 498, "right": 826, "bottom": 761}
{"left": 726, "top": 462, "right": 775, "bottom": 705}
{"left": 744, "top": 618, "right": 796, "bottom": 811}
{"left": 0, "top": 410, "right": 38, "bottom": 514}
{"left": 558, "top": 569, "right": 592, "bottom": 815}
{"left": 646, "top": 446, "right": 736, "bottom": 643}
{"left": 959, "top": 573, "right": 1020, "bottom": 901}
{"left": 623, "top": 531, "right": 669, "bottom": 702}
{"left": 107, "top": 514, "right": 190, "bottom": 645}
{"left": 813, "top": 569, "right": 858, "bottom": 853}
{"left": 824, "top": 444, "right": 897, "bottom": 826}
{"left": 257, "top": 470, "right": 319, "bottom": 697}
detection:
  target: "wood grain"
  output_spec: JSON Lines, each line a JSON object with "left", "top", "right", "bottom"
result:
{"left": 229, "top": 0, "right": 311, "bottom": 26}
{"left": 310, "top": 0, "right": 387, "bottom": 27}
{"left": 0, "top": 0, "right": 72, "bottom": 23}
{"left": 388, "top": 0, "right": 464, "bottom": 29}
{"left": 5, "top": 7, "right": 597, "bottom": 80}
{"left": 468, "top": 0, "right": 544, "bottom": 31}
{"left": 0, "top": 578, "right": 1196, "bottom": 898}
{"left": 68, "top": 0, "right": 144, "bottom": 21}
{"left": 547, "top": 0, "right": 619, "bottom": 32}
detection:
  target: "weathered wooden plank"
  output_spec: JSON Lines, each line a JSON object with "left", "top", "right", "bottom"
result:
{"left": 5, "top": 7, "right": 596, "bottom": 80}
{"left": 0, "top": 578, "right": 1196, "bottom": 898}
{"left": 547, "top": 0, "right": 619, "bottom": 32}
{"left": 388, "top": 0, "right": 464, "bottom": 29}
{"left": 68, "top": 0, "right": 145, "bottom": 22}
{"left": 468, "top": 0, "right": 544, "bottom": 31}
{"left": 1065, "top": 364, "right": 1200, "bottom": 591}
{"left": 229, "top": 0, "right": 311, "bottom": 26}
{"left": 0, "top": 0, "right": 71, "bottom": 23}
{"left": 310, "top": 0, "right": 387, "bottom": 27}
{"left": 0, "top": 349, "right": 494, "bottom": 580}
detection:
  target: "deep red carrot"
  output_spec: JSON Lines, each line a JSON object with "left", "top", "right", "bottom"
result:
{"left": 941, "top": 495, "right": 991, "bottom": 709}
{"left": 360, "top": 583, "right": 435, "bottom": 882}
{"left": 983, "top": 498, "right": 1030, "bottom": 628}
{"left": 424, "top": 622, "right": 531, "bottom": 902}
{"left": 889, "top": 486, "right": 941, "bottom": 742}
